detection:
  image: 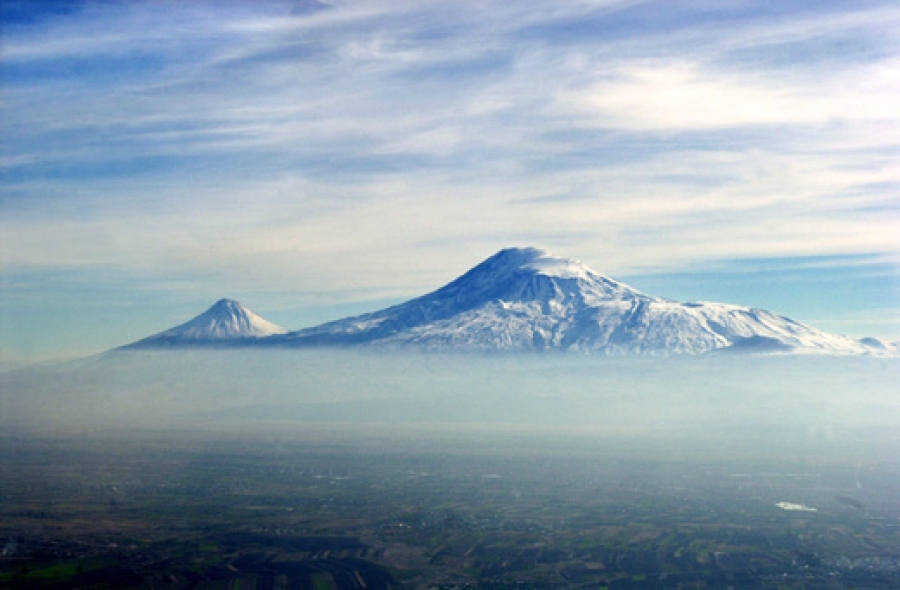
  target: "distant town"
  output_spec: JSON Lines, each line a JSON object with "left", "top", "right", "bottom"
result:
{"left": 2, "top": 430, "right": 898, "bottom": 588}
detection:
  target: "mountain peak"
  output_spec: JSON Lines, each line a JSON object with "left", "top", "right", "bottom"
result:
{"left": 488, "top": 246, "right": 548, "bottom": 264}
{"left": 282, "top": 248, "right": 894, "bottom": 355}
{"left": 212, "top": 297, "right": 240, "bottom": 307}
{"left": 207, "top": 298, "right": 248, "bottom": 316}
{"left": 435, "top": 247, "right": 643, "bottom": 306}
{"left": 482, "top": 247, "right": 612, "bottom": 282}
{"left": 124, "top": 299, "right": 287, "bottom": 348}
{"left": 120, "top": 248, "right": 898, "bottom": 357}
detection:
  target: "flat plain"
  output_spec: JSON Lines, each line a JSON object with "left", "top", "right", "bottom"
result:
{"left": 2, "top": 427, "right": 899, "bottom": 588}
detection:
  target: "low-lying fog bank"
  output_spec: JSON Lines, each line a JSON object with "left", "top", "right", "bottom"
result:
{"left": 1, "top": 350, "right": 897, "bottom": 452}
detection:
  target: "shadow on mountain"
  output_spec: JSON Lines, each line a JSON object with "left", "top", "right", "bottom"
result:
{"left": 713, "top": 335, "right": 795, "bottom": 354}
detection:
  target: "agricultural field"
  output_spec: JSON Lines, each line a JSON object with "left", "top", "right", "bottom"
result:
{"left": 2, "top": 428, "right": 899, "bottom": 588}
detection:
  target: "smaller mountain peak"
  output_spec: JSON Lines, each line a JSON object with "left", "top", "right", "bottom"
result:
{"left": 190, "top": 299, "right": 286, "bottom": 337}
{"left": 208, "top": 298, "right": 244, "bottom": 313}
{"left": 123, "top": 299, "right": 287, "bottom": 348}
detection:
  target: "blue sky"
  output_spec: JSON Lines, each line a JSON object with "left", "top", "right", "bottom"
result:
{"left": 1, "top": 0, "right": 898, "bottom": 360}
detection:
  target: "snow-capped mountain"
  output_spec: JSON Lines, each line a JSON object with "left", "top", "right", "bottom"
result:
{"left": 124, "top": 299, "right": 287, "bottom": 348}
{"left": 121, "top": 249, "right": 897, "bottom": 356}
{"left": 274, "top": 247, "right": 896, "bottom": 356}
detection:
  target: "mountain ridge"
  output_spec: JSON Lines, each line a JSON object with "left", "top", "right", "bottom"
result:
{"left": 124, "top": 248, "right": 898, "bottom": 356}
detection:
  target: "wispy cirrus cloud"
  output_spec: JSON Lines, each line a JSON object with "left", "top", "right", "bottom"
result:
{"left": 558, "top": 58, "right": 899, "bottom": 131}
{"left": 1, "top": 0, "right": 898, "bottom": 356}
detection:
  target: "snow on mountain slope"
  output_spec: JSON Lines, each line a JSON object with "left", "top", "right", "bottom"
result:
{"left": 119, "top": 248, "right": 897, "bottom": 356}
{"left": 279, "top": 248, "right": 896, "bottom": 356}
{"left": 124, "top": 299, "right": 287, "bottom": 348}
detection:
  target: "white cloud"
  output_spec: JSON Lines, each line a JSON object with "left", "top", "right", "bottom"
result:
{"left": 1, "top": 0, "right": 898, "bottom": 324}
{"left": 557, "top": 56, "right": 900, "bottom": 131}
